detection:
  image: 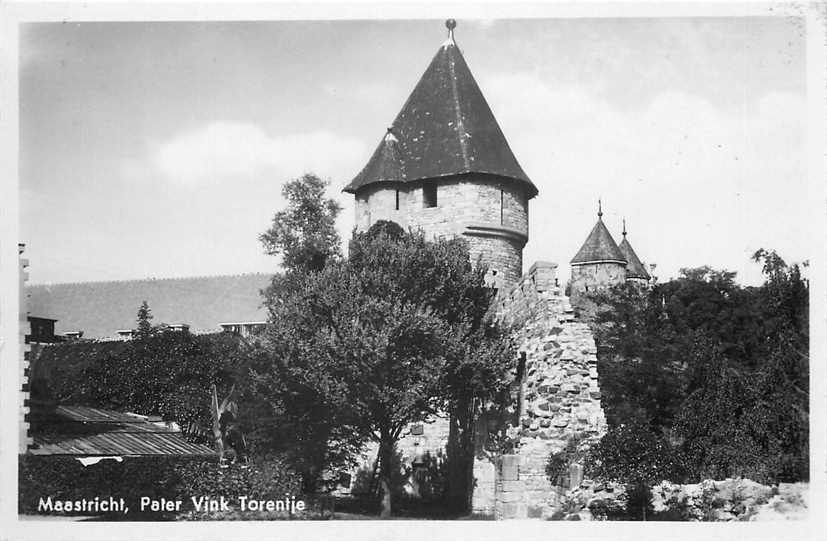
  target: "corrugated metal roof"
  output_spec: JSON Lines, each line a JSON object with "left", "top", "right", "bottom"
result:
{"left": 26, "top": 273, "right": 272, "bottom": 339}
{"left": 52, "top": 405, "right": 147, "bottom": 423}
{"left": 571, "top": 215, "right": 627, "bottom": 265}
{"left": 30, "top": 406, "right": 214, "bottom": 456}
{"left": 619, "top": 236, "right": 651, "bottom": 280}
{"left": 344, "top": 21, "right": 537, "bottom": 197}
{"left": 32, "top": 432, "right": 214, "bottom": 456}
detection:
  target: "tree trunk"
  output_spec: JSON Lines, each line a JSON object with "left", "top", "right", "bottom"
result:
{"left": 377, "top": 433, "right": 395, "bottom": 518}
{"left": 446, "top": 397, "right": 476, "bottom": 514}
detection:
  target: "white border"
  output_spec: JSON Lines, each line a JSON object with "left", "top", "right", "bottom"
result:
{"left": 1, "top": 2, "right": 825, "bottom": 540}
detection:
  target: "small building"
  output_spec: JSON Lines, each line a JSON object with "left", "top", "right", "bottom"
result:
{"left": 26, "top": 316, "right": 60, "bottom": 344}
{"left": 219, "top": 321, "right": 267, "bottom": 338}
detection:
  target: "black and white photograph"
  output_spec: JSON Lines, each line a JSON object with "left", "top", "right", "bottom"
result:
{"left": 1, "top": 1, "right": 825, "bottom": 539}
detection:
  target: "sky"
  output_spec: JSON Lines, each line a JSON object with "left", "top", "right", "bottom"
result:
{"left": 19, "top": 16, "right": 809, "bottom": 286}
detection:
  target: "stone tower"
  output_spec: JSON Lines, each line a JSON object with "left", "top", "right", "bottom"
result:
{"left": 569, "top": 201, "right": 627, "bottom": 304}
{"left": 344, "top": 20, "right": 538, "bottom": 290}
{"left": 618, "top": 219, "right": 651, "bottom": 286}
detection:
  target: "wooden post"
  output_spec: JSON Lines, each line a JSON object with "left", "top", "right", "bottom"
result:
{"left": 210, "top": 384, "right": 224, "bottom": 464}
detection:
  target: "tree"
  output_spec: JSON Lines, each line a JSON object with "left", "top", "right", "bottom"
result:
{"left": 135, "top": 300, "right": 155, "bottom": 339}
{"left": 259, "top": 173, "right": 342, "bottom": 275}
{"left": 587, "top": 249, "right": 809, "bottom": 487}
{"left": 673, "top": 251, "right": 809, "bottom": 483}
{"left": 252, "top": 224, "right": 515, "bottom": 516}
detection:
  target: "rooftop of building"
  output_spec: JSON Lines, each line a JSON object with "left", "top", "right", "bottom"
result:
{"left": 344, "top": 19, "right": 537, "bottom": 198}
{"left": 618, "top": 221, "right": 651, "bottom": 280}
{"left": 570, "top": 202, "right": 627, "bottom": 265}
{"left": 29, "top": 405, "right": 214, "bottom": 456}
{"left": 26, "top": 273, "right": 272, "bottom": 339}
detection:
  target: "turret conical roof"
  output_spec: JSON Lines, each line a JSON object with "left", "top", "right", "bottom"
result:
{"left": 570, "top": 205, "right": 627, "bottom": 265}
{"left": 344, "top": 20, "right": 537, "bottom": 197}
{"left": 618, "top": 224, "right": 650, "bottom": 280}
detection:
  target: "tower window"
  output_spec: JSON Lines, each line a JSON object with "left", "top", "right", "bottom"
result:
{"left": 500, "top": 189, "right": 504, "bottom": 225}
{"left": 423, "top": 183, "right": 437, "bottom": 208}
{"left": 395, "top": 190, "right": 400, "bottom": 210}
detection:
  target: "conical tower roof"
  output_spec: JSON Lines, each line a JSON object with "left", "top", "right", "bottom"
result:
{"left": 570, "top": 202, "right": 627, "bottom": 265}
{"left": 354, "top": 128, "right": 407, "bottom": 184}
{"left": 344, "top": 20, "right": 537, "bottom": 197}
{"left": 618, "top": 220, "right": 650, "bottom": 280}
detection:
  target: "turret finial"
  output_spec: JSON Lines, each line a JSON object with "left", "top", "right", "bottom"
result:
{"left": 444, "top": 19, "right": 457, "bottom": 46}
{"left": 622, "top": 218, "right": 627, "bottom": 237}
{"left": 598, "top": 198, "right": 603, "bottom": 218}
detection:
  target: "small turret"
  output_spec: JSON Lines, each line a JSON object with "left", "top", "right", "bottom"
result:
{"left": 569, "top": 200, "right": 627, "bottom": 305}
{"left": 618, "top": 219, "right": 651, "bottom": 285}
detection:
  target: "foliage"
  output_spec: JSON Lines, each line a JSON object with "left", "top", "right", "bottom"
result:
{"left": 33, "top": 331, "right": 251, "bottom": 442}
{"left": 586, "top": 249, "right": 808, "bottom": 486}
{"left": 29, "top": 339, "right": 129, "bottom": 406}
{"left": 259, "top": 173, "right": 342, "bottom": 275}
{"left": 674, "top": 334, "right": 808, "bottom": 483}
{"left": 251, "top": 223, "right": 515, "bottom": 515}
{"left": 135, "top": 300, "right": 155, "bottom": 339}
{"left": 586, "top": 421, "right": 686, "bottom": 486}
{"left": 19, "top": 454, "right": 301, "bottom": 519}
{"left": 585, "top": 420, "right": 686, "bottom": 520}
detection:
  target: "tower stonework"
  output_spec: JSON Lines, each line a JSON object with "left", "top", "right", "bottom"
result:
{"left": 345, "top": 20, "right": 536, "bottom": 290}
{"left": 354, "top": 177, "right": 529, "bottom": 287}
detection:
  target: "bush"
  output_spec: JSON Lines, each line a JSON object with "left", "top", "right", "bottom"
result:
{"left": 30, "top": 331, "right": 252, "bottom": 443}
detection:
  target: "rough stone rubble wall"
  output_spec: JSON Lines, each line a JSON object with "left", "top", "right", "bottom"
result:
{"left": 474, "top": 261, "right": 607, "bottom": 519}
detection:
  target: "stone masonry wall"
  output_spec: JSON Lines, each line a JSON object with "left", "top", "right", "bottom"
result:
{"left": 569, "top": 261, "right": 626, "bottom": 308}
{"left": 354, "top": 175, "right": 529, "bottom": 290}
{"left": 473, "top": 260, "right": 607, "bottom": 519}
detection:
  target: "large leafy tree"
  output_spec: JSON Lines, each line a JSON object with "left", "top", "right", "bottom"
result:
{"left": 251, "top": 223, "right": 515, "bottom": 516}
{"left": 259, "top": 173, "right": 342, "bottom": 275}
{"left": 586, "top": 249, "right": 808, "bottom": 487}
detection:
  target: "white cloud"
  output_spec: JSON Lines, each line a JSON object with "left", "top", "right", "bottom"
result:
{"left": 154, "top": 122, "right": 367, "bottom": 186}
{"left": 479, "top": 72, "right": 807, "bottom": 285}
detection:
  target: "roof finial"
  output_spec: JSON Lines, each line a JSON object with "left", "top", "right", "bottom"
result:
{"left": 622, "top": 218, "right": 627, "bottom": 237}
{"left": 598, "top": 198, "right": 603, "bottom": 218}
{"left": 444, "top": 19, "right": 457, "bottom": 47}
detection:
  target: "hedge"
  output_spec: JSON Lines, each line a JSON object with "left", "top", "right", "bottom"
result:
{"left": 19, "top": 454, "right": 303, "bottom": 520}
